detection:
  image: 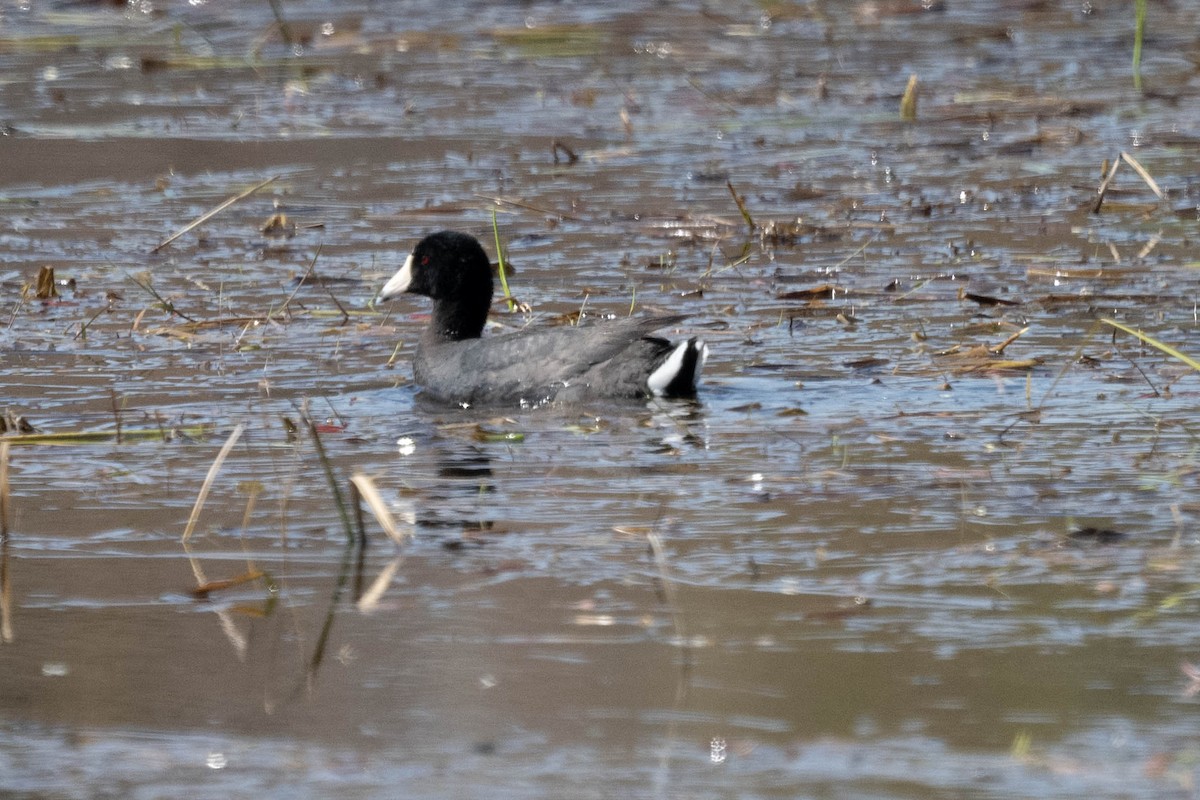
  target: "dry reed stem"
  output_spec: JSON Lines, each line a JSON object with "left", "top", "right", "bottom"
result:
{"left": 1091, "top": 151, "right": 1165, "bottom": 214}
{"left": 990, "top": 327, "right": 1030, "bottom": 355}
{"left": 473, "top": 192, "right": 583, "bottom": 222}
{"left": 349, "top": 472, "right": 409, "bottom": 545}
{"left": 1101, "top": 318, "right": 1200, "bottom": 372}
{"left": 181, "top": 424, "right": 246, "bottom": 544}
{"left": 278, "top": 244, "right": 322, "bottom": 317}
{"left": 152, "top": 175, "right": 278, "bottom": 253}
{"left": 899, "top": 74, "right": 919, "bottom": 120}
{"left": 1120, "top": 151, "right": 1164, "bottom": 199}
{"left": 178, "top": 427, "right": 252, "bottom": 660}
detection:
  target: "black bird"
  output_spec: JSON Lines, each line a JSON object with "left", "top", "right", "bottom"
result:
{"left": 378, "top": 231, "right": 706, "bottom": 407}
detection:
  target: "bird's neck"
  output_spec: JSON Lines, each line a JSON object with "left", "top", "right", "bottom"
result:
{"left": 428, "top": 297, "right": 488, "bottom": 342}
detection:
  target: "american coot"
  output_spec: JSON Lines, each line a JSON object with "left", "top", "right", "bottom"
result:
{"left": 378, "top": 231, "right": 707, "bottom": 407}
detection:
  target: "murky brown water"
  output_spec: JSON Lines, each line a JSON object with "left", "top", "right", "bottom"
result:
{"left": 3, "top": 1, "right": 1200, "bottom": 797}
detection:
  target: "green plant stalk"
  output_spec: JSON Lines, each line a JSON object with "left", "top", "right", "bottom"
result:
{"left": 1101, "top": 318, "right": 1200, "bottom": 372}
{"left": 3, "top": 425, "right": 211, "bottom": 445}
{"left": 491, "top": 209, "right": 515, "bottom": 312}
{"left": 1133, "top": 0, "right": 1146, "bottom": 91}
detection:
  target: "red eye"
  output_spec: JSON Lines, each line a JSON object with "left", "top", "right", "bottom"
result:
{"left": 420, "top": 255, "right": 430, "bottom": 266}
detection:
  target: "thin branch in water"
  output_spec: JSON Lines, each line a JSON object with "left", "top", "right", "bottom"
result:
{"left": 472, "top": 193, "right": 583, "bottom": 222}
{"left": 323, "top": 281, "right": 351, "bottom": 325}
{"left": 278, "top": 243, "right": 323, "bottom": 319}
{"left": 153, "top": 175, "right": 278, "bottom": 253}
{"left": 1091, "top": 156, "right": 1122, "bottom": 214}
{"left": 126, "top": 272, "right": 197, "bottom": 322}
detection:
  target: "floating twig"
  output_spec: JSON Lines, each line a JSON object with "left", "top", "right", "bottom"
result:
{"left": 152, "top": 175, "right": 278, "bottom": 253}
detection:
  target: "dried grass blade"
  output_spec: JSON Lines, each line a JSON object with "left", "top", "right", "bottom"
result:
{"left": 472, "top": 192, "right": 583, "bottom": 222}
{"left": 349, "top": 472, "right": 409, "bottom": 545}
{"left": 1101, "top": 318, "right": 1200, "bottom": 372}
{"left": 899, "top": 74, "right": 919, "bottom": 120}
{"left": 1119, "top": 151, "right": 1165, "bottom": 199}
{"left": 153, "top": 176, "right": 278, "bottom": 253}
{"left": 989, "top": 326, "right": 1030, "bottom": 355}
{"left": 182, "top": 424, "right": 245, "bottom": 543}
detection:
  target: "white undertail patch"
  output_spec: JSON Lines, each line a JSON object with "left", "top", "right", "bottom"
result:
{"left": 648, "top": 339, "right": 707, "bottom": 396}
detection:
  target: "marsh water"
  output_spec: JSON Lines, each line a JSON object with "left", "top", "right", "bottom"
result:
{"left": 3, "top": 1, "right": 1200, "bottom": 797}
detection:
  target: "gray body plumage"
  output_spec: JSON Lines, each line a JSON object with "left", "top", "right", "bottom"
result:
{"left": 380, "top": 231, "right": 706, "bottom": 407}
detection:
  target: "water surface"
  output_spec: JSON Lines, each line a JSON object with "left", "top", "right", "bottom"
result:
{"left": 2, "top": 1, "right": 1200, "bottom": 797}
